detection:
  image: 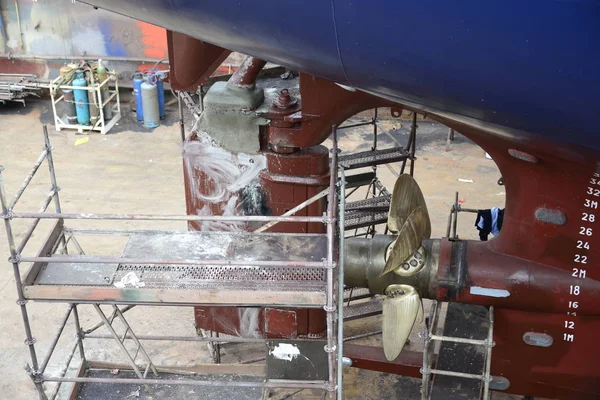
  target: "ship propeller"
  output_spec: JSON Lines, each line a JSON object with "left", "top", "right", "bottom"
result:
{"left": 381, "top": 174, "right": 430, "bottom": 360}
{"left": 382, "top": 284, "right": 424, "bottom": 361}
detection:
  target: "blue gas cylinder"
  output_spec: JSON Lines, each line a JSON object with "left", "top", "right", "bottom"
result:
{"left": 157, "top": 79, "right": 165, "bottom": 119}
{"left": 133, "top": 72, "right": 144, "bottom": 122}
{"left": 72, "top": 71, "right": 90, "bottom": 125}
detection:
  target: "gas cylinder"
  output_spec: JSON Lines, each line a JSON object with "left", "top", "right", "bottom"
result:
{"left": 88, "top": 88, "right": 100, "bottom": 124}
{"left": 62, "top": 89, "right": 78, "bottom": 123}
{"left": 141, "top": 81, "right": 160, "bottom": 128}
{"left": 60, "top": 65, "right": 77, "bottom": 123}
{"left": 72, "top": 71, "right": 90, "bottom": 125}
{"left": 59, "top": 65, "right": 73, "bottom": 78}
{"left": 157, "top": 79, "right": 165, "bottom": 119}
{"left": 96, "top": 59, "right": 113, "bottom": 121}
{"left": 133, "top": 72, "right": 144, "bottom": 122}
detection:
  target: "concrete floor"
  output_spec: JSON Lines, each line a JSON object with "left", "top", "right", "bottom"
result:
{"left": 0, "top": 98, "right": 517, "bottom": 399}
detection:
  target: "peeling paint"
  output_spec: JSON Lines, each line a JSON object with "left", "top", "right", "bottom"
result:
{"left": 469, "top": 286, "right": 510, "bottom": 298}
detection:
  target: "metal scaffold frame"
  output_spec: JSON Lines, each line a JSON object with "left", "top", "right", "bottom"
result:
{"left": 337, "top": 109, "right": 418, "bottom": 239}
{"left": 49, "top": 71, "right": 122, "bottom": 135}
{"left": 0, "top": 125, "right": 345, "bottom": 400}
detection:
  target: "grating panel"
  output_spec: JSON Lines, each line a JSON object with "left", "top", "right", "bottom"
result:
{"left": 338, "top": 147, "right": 409, "bottom": 170}
{"left": 345, "top": 196, "right": 390, "bottom": 230}
{"left": 345, "top": 195, "right": 390, "bottom": 211}
{"left": 28, "top": 231, "right": 328, "bottom": 298}
{"left": 110, "top": 231, "right": 328, "bottom": 291}
{"left": 343, "top": 297, "right": 383, "bottom": 321}
{"left": 114, "top": 264, "right": 325, "bottom": 291}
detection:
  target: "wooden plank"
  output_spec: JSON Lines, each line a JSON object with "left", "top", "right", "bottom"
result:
{"left": 23, "top": 285, "right": 327, "bottom": 308}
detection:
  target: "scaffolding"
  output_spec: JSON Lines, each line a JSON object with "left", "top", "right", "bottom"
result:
{"left": 0, "top": 125, "right": 344, "bottom": 399}
{"left": 337, "top": 109, "right": 418, "bottom": 239}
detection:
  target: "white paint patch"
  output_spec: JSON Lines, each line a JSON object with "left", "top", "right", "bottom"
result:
{"left": 238, "top": 308, "right": 261, "bottom": 338}
{"left": 183, "top": 137, "right": 266, "bottom": 232}
{"left": 469, "top": 286, "right": 510, "bottom": 298}
{"left": 270, "top": 343, "right": 301, "bottom": 361}
{"left": 114, "top": 272, "right": 145, "bottom": 289}
{"left": 70, "top": 29, "right": 108, "bottom": 56}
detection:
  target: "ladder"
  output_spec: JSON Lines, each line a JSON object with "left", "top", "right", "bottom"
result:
{"left": 92, "top": 305, "right": 159, "bottom": 385}
{"left": 421, "top": 301, "right": 495, "bottom": 400}
{"left": 66, "top": 232, "right": 159, "bottom": 389}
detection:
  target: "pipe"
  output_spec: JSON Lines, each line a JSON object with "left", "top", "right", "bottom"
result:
{"left": 16, "top": 189, "right": 56, "bottom": 254}
{"left": 92, "top": 304, "right": 151, "bottom": 387}
{"left": 337, "top": 166, "right": 346, "bottom": 400}
{"left": 178, "top": 91, "right": 185, "bottom": 142}
{"left": 85, "top": 334, "right": 266, "bottom": 343}
{"left": 40, "top": 305, "right": 74, "bottom": 373}
{"left": 14, "top": 0, "right": 23, "bottom": 50}
{"left": 343, "top": 330, "right": 382, "bottom": 342}
{"left": 483, "top": 306, "right": 495, "bottom": 400}
{"left": 20, "top": 255, "right": 331, "bottom": 269}
{"left": 48, "top": 339, "right": 79, "bottom": 400}
{"left": 43, "top": 375, "right": 330, "bottom": 390}
{"left": 9, "top": 211, "right": 325, "bottom": 223}
{"left": 227, "top": 56, "right": 266, "bottom": 89}
{"left": 451, "top": 192, "right": 459, "bottom": 238}
{"left": 9, "top": 149, "right": 48, "bottom": 210}
{"left": 44, "top": 125, "right": 66, "bottom": 254}
{"left": 409, "top": 112, "right": 417, "bottom": 176}
{"left": 72, "top": 305, "right": 86, "bottom": 364}
{"left": 0, "top": 53, "right": 169, "bottom": 63}
{"left": 254, "top": 188, "right": 329, "bottom": 233}
{"left": 84, "top": 305, "right": 135, "bottom": 334}
{"left": 324, "top": 125, "right": 339, "bottom": 397}
{"left": 338, "top": 121, "right": 373, "bottom": 130}
{"left": 0, "top": 167, "right": 46, "bottom": 399}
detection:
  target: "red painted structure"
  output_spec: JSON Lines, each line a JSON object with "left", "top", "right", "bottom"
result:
{"left": 172, "top": 35, "right": 600, "bottom": 398}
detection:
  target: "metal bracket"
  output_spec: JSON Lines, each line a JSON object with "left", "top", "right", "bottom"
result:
{"left": 437, "top": 240, "right": 466, "bottom": 297}
{"left": 324, "top": 344, "right": 336, "bottom": 353}
{"left": 324, "top": 216, "right": 336, "bottom": 224}
{"left": 8, "top": 254, "right": 20, "bottom": 263}
{"left": 32, "top": 372, "right": 44, "bottom": 384}
{"left": 16, "top": 299, "right": 28, "bottom": 306}
{"left": 24, "top": 337, "right": 37, "bottom": 346}
{"left": 25, "top": 363, "right": 44, "bottom": 383}
{"left": 1, "top": 210, "right": 13, "bottom": 220}
{"left": 323, "top": 258, "right": 336, "bottom": 269}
